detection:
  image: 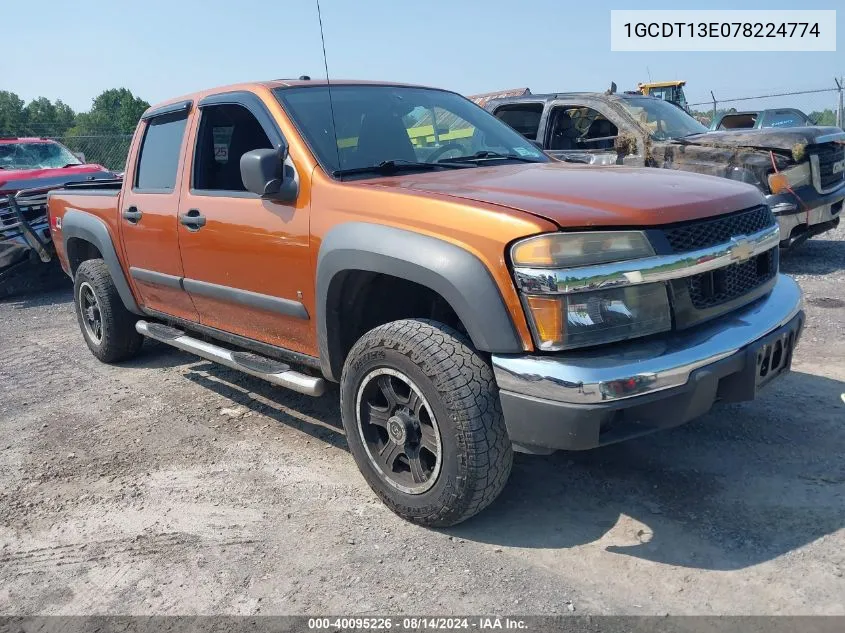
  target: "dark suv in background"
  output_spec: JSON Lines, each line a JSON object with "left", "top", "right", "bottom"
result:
{"left": 711, "top": 108, "right": 816, "bottom": 131}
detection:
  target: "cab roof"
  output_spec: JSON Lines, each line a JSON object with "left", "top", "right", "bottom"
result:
{"left": 484, "top": 91, "right": 657, "bottom": 105}
{"left": 142, "top": 79, "right": 431, "bottom": 117}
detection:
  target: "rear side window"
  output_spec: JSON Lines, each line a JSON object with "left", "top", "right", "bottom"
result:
{"left": 762, "top": 110, "right": 808, "bottom": 128}
{"left": 135, "top": 112, "right": 188, "bottom": 191}
{"left": 493, "top": 104, "right": 544, "bottom": 140}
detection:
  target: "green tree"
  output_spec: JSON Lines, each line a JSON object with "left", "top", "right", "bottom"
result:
{"left": 0, "top": 91, "right": 26, "bottom": 135}
{"left": 22, "top": 97, "right": 57, "bottom": 135}
{"left": 54, "top": 100, "right": 77, "bottom": 134}
{"left": 808, "top": 109, "right": 836, "bottom": 126}
{"left": 69, "top": 88, "right": 149, "bottom": 136}
{"left": 23, "top": 97, "right": 77, "bottom": 136}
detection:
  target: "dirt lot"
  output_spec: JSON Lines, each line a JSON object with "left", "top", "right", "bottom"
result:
{"left": 1, "top": 227, "right": 844, "bottom": 616}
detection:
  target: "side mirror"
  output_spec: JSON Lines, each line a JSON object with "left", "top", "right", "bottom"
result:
{"left": 240, "top": 142, "right": 293, "bottom": 199}
{"left": 72, "top": 151, "right": 86, "bottom": 163}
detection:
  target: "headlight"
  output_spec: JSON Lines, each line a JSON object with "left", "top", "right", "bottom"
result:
{"left": 768, "top": 163, "right": 811, "bottom": 194}
{"left": 512, "top": 232, "right": 671, "bottom": 350}
{"left": 511, "top": 231, "right": 654, "bottom": 268}
{"left": 523, "top": 284, "right": 671, "bottom": 350}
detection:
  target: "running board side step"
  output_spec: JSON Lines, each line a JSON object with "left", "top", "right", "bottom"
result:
{"left": 135, "top": 320, "right": 327, "bottom": 397}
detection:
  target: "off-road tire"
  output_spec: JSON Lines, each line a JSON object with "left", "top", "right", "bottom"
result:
{"left": 73, "top": 259, "right": 143, "bottom": 363}
{"left": 340, "top": 319, "right": 513, "bottom": 527}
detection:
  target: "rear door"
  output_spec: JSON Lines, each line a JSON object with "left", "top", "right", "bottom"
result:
{"left": 489, "top": 102, "right": 546, "bottom": 143}
{"left": 176, "top": 92, "right": 313, "bottom": 356}
{"left": 120, "top": 102, "right": 198, "bottom": 321}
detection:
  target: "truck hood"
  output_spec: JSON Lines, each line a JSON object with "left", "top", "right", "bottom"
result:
{"left": 0, "top": 164, "right": 114, "bottom": 193}
{"left": 675, "top": 126, "right": 845, "bottom": 154}
{"left": 363, "top": 162, "right": 765, "bottom": 228}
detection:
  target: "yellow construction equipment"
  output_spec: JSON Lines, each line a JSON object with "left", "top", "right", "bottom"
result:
{"left": 637, "top": 81, "right": 689, "bottom": 112}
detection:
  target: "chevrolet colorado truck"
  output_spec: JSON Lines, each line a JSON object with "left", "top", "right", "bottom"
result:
{"left": 48, "top": 79, "right": 804, "bottom": 526}
{"left": 480, "top": 91, "right": 845, "bottom": 249}
{"left": 1, "top": 137, "right": 116, "bottom": 294}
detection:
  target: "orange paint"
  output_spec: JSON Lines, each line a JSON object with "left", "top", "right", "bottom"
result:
{"left": 50, "top": 80, "right": 763, "bottom": 358}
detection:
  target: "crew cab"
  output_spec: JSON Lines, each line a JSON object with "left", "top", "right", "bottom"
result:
{"left": 0, "top": 137, "right": 115, "bottom": 291}
{"left": 48, "top": 80, "right": 804, "bottom": 526}
{"left": 481, "top": 91, "right": 845, "bottom": 249}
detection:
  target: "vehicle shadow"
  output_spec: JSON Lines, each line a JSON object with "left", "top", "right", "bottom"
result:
{"left": 780, "top": 235, "right": 845, "bottom": 275}
{"left": 182, "top": 361, "right": 347, "bottom": 451}
{"left": 119, "top": 341, "right": 203, "bottom": 371}
{"left": 0, "top": 260, "right": 69, "bottom": 301}
{"left": 446, "top": 369, "right": 845, "bottom": 571}
{"left": 135, "top": 355, "right": 845, "bottom": 573}
{"left": 0, "top": 282, "right": 72, "bottom": 309}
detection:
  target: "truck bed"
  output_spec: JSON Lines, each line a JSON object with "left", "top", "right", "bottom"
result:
{"left": 47, "top": 181, "right": 123, "bottom": 276}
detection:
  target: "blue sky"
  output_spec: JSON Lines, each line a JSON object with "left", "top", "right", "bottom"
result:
{"left": 4, "top": 0, "right": 842, "bottom": 113}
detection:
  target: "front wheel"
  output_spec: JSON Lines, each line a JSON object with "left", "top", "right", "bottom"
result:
{"left": 340, "top": 319, "right": 513, "bottom": 527}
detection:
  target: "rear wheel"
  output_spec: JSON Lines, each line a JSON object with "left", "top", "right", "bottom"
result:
{"left": 73, "top": 259, "right": 143, "bottom": 363}
{"left": 340, "top": 319, "right": 513, "bottom": 527}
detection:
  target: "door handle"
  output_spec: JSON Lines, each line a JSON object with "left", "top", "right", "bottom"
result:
{"left": 179, "top": 209, "right": 206, "bottom": 231}
{"left": 122, "top": 206, "right": 142, "bottom": 223}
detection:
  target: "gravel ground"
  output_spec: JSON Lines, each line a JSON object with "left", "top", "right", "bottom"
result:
{"left": 1, "top": 226, "right": 843, "bottom": 616}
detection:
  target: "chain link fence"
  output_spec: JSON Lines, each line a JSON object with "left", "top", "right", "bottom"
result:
{"left": 687, "top": 80, "right": 844, "bottom": 129}
{"left": 49, "top": 135, "right": 131, "bottom": 172}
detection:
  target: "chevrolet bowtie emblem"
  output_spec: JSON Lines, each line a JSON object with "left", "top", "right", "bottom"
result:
{"left": 729, "top": 237, "right": 754, "bottom": 262}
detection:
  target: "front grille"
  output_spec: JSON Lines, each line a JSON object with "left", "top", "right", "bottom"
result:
{"left": 812, "top": 142, "right": 845, "bottom": 192}
{"left": 0, "top": 193, "right": 48, "bottom": 231}
{"left": 687, "top": 249, "right": 777, "bottom": 309}
{"left": 663, "top": 205, "right": 775, "bottom": 253}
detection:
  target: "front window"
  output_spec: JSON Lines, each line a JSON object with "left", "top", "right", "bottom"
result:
{"left": 717, "top": 113, "right": 757, "bottom": 130}
{"left": 619, "top": 97, "right": 707, "bottom": 141}
{"left": 275, "top": 85, "right": 548, "bottom": 177}
{"left": 0, "top": 141, "right": 82, "bottom": 170}
{"left": 547, "top": 106, "right": 619, "bottom": 152}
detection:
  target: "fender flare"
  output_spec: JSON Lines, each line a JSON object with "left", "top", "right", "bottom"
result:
{"left": 62, "top": 209, "right": 142, "bottom": 315}
{"left": 316, "top": 222, "right": 522, "bottom": 381}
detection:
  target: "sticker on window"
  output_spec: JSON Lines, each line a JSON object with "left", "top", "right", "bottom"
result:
{"left": 513, "top": 146, "right": 539, "bottom": 157}
{"left": 212, "top": 126, "right": 234, "bottom": 163}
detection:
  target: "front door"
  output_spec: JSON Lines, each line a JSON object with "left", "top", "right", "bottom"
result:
{"left": 544, "top": 104, "right": 622, "bottom": 166}
{"left": 176, "top": 94, "right": 313, "bottom": 356}
{"left": 119, "top": 105, "right": 198, "bottom": 321}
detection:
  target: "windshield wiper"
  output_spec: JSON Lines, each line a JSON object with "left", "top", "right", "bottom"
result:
{"left": 332, "top": 159, "right": 476, "bottom": 177}
{"left": 668, "top": 132, "right": 706, "bottom": 144}
{"left": 438, "top": 150, "right": 542, "bottom": 164}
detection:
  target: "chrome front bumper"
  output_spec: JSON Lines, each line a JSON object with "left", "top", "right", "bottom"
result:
{"left": 768, "top": 190, "right": 844, "bottom": 242}
{"left": 493, "top": 274, "right": 803, "bottom": 406}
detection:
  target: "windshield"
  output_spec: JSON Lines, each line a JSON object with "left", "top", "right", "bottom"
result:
{"left": 619, "top": 97, "right": 707, "bottom": 140}
{"left": 0, "top": 141, "right": 82, "bottom": 170}
{"left": 274, "top": 85, "right": 548, "bottom": 177}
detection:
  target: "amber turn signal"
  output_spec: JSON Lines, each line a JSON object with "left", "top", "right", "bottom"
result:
{"left": 768, "top": 172, "right": 790, "bottom": 194}
{"left": 524, "top": 295, "right": 565, "bottom": 346}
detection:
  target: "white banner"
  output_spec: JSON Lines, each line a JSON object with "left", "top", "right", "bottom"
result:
{"left": 610, "top": 10, "right": 836, "bottom": 52}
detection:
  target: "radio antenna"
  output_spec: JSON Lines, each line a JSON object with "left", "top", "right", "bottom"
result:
{"left": 316, "top": 0, "right": 343, "bottom": 179}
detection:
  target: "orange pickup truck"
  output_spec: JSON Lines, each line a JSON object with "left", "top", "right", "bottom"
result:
{"left": 47, "top": 79, "right": 804, "bottom": 526}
